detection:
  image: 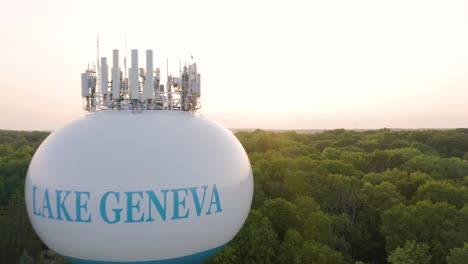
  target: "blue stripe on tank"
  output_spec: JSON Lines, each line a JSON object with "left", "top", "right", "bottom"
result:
{"left": 63, "top": 245, "right": 224, "bottom": 264}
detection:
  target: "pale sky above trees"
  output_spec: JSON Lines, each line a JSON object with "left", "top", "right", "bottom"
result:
{"left": 1, "top": 0, "right": 467, "bottom": 130}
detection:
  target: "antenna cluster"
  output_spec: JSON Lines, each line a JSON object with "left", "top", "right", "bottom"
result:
{"left": 81, "top": 49, "right": 201, "bottom": 113}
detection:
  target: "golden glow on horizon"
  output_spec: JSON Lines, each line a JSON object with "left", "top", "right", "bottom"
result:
{"left": 0, "top": 0, "right": 467, "bottom": 130}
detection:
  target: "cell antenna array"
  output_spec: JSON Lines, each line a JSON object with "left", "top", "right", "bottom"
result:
{"left": 81, "top": 49, "right": 201, "bottom": 112}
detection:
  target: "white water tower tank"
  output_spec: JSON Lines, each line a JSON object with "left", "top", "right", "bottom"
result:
{"left": 25, "top": 49, "right": 253, "bottom": 264}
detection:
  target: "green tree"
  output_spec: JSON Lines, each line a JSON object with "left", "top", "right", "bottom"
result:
{"left": 0, "top": 191, "right": 42, "bottom": 263}
{"left": 429, "top": 130, "right": 468, "bottom": 158}
{"left": 296, "top": 241, "right": 345, "bottom": 264}
{"left": 401, "top": 154, "right": 444, "bottom": 177}
{"left": 349, "top": 182, "right": 404, "bottom": 263}
{"left": 315, "top": 174, "right": 362, "bottom": 225}
{"left": 260, "top": 198, "right": 298, "bottom": 240}
{"left": 440, "top": 157, "right": 468, "bottom": 181}
{"left": 387, "top": 240, "right": 431, "bottom": 264}
{"left": 293, "top": 196, "right": 320, "bottom": 221}
{"left": 363, "top": 169, "right": 430, "bottom": 199}
{"left": 446, "top": 243, "right": 468, "bottom": 264}
{"left": 321, "top": 159, "right": 362, "bottom": 177}
{"left": 276, "top": 229, "right": 303, "bottom": 264}
{"left": 382, "top": 201, "right": 467, "bottom": 263}
{"left": 322, "top": 147, "right": 341, "bottom": 160}
{"left": 205, "top": 245, "right": 238, "bottom": 264}
{"left": 339, "top": 151, "right": 369, "bottom": 172}
{"left": 302, "top": 211, "right": 333, "bottom": 244}
{"left": 414, "top": 181, "right": 468, "bottom": 209}
{"left": 229, "top": 210, "right": 279, "bottom": 264}
{"left": 368, "top": 148, "right": 421, "bottom": 172}
{"left": 284, "top": 171, "right": 313, "bottom": 200}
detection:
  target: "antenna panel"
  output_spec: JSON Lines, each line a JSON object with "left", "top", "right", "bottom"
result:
{"left": 112, "top": 50, "right": 120, "bottom": 99}
{"left": 130, "top": 49, "right": 139, "bottom": 100}
{"left": 81, "top": 73, "right": 89, "bottom": 97}
{"left": 101, "top": 57, "right": 108, "bottom": 95}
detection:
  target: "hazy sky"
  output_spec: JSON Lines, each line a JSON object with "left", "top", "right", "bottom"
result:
{"left": 1, "top": 0, "right": 467, "bottom": 130}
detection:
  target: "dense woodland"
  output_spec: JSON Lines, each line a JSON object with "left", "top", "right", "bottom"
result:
{"left": 1, "top": 129, "right": 468, "bottom": 263}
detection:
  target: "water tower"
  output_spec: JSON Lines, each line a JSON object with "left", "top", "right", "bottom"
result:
{"left": 25, "top": 49, "right": 253, "bottom": 263}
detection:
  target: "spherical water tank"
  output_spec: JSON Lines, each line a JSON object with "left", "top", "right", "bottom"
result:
{"left": 25, "top": 111, "right": 253, "bottom": 263}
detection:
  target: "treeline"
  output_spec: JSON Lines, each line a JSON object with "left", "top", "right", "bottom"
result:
{"left": 0, "top": 130, "right": 52, "bottom": 263}
{"left": 1, "top": 129, "right": 468, "bottom": 263}
{"left": 207, "top": 129, "right": 468, "bottom": 264}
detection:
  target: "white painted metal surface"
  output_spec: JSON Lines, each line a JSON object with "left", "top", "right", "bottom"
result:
{"left": 25, "top": 111, "right": 253, "bottom": 263}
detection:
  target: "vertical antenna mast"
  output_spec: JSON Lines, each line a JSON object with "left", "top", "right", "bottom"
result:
{"left": 124, "top": 33, "right": 128, "bottom": 79}
{"left": 96, "top": 35, "right": 100, "bottom": 91}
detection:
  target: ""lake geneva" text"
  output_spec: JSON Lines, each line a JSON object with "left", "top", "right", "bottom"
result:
{"left": 30, "top": 184, "right": 223, "bottom": 224}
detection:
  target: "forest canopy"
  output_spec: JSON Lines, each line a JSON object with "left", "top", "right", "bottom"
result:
{"left": 1, "top": 128, "right": 468, "bottom": 264}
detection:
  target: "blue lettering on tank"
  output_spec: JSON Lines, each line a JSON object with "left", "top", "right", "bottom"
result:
{"left": 56, "top": 190, "right": 73, "bottom": 221}
{"left": 124, "top": 191, "right": 145, "bottom": 223}
{"left": 41, "top": 189, "right": 54, "bottom": 219}
{"left": 190, "top": 185, "right": 208, "bottom": 216}
{"left": 75, "top": 191, "right": 91, "bottom": 223}
{"left": 100, "top": 191, "right": 122, "bottom": 224}
{"left": 146, "top": 189, "right": 168, "bottom": 221}
{"left": 171, "top": 188, "right": 190, "bottom": 220}
{"left": 206, "top": 184, "right": 223, "bottom": 214}
{"left": 32, "top": 185, "right": 41, "bottom": 216}
{"left": 31, "top": 184, "right": 223, "bottom": 224}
